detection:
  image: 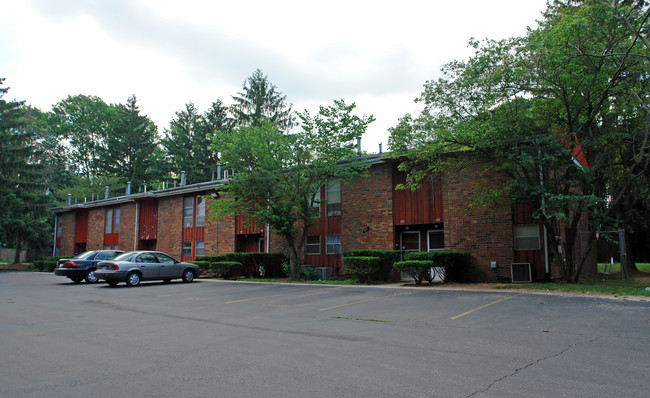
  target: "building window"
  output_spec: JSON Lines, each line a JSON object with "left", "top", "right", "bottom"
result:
{"left": 400, "top": 231, "right": 420, "bottom": 252}
{"left": 183, "top": 197, "right": 194, "bottom": 228}
{"left": 182, "top": 241, "right": 192, "bottom": 257}
{"left": 514, "top": 224, "right": 540, "bottom": 250}
{"left": 326, "top": 234, "right": 341, "bottom": 254}
{"left": 326, "top": 180, "right": 341, "bottom": 217}
{"left": 310, "top": 188, "right": 321, "bottom": 216}
{"left": 306, "top": 235, "right": 321, "bottom": 255}
{"left": 427, "top": 230, "right": 444, "bottom": 251}
{"left": 195, "top": 241, "right": 204, "bottom": 256}
{"left": 105, "top": 208, "right": 113, "bottom": 234}
{"left": 196, "top": 197, "right": 205, "bottom": 227}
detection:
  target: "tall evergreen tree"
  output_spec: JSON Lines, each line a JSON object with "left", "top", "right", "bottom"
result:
{"left": 231, "top": 69, "right": 296, "bottom": 132}
{"left": 0, "top": 78, "right": 52, "bottom": 262}
{"left": 101, "top": 95, "right": 161, "bottom": 188}
{"left": 162, "top": 102, "right": 218, "bottom": 184}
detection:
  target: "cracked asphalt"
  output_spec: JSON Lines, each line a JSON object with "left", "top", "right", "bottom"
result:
{"left": 1, "top": 272, "right": 648, "bottom": 397}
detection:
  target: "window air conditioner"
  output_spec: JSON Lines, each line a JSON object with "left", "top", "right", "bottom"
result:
{"left": 511, "top": 263, "right": 532, "bottom": 283}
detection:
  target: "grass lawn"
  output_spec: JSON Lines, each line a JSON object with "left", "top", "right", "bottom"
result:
{"left": 597, "top": 262, "right": 650, "bottom": 273}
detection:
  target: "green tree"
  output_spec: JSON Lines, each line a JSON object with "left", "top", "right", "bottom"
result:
{"left": 48, "top": 94, "right": 112, "bottom": 180}
{"left": 0, "top": 78, "right": 53, "bottom": 263}
{"left": 389, "top": 0, "right": 650, "bottom": 282}
{"left": 231, "top": 69, "right": 296, "bottom": 131}
{"left": 210, "top": 100, "right": 374, "bottom": 275}
{"left": 101, "top": 95, "right": 161, "bottom": 188}
{"left": 162, "top": 102, "right": 219, "bottom": 184}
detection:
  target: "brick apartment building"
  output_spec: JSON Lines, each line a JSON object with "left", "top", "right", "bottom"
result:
{"left": 51, "top": 155, "right": 551, "bottom": 282}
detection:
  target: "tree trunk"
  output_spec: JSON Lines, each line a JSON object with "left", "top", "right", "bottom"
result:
{"left": 13, "top": 233, "right": 22, "bottom": 265}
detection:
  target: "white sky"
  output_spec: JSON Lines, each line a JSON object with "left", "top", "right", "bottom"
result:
{"left": 1, "top": 0, "right": 548, "bottom": 153}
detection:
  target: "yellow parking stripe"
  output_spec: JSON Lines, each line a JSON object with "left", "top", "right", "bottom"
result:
{"left": 449, "top": 297, "right": 512, "bottom": 320}
{"left": 318, "top": 292, "right": 411, "bottom": 311}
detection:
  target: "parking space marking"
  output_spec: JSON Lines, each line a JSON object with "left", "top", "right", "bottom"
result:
{"left": 449, "top": 297, "right": 512, "bottom": 320}
{"left": 318, "top": 292, "right": 412, "bottom": 311}
{"left": 224, "top": 287, "right": 343, "bottom": 304}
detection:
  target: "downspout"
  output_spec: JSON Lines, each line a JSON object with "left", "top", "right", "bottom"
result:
{"left": 133, "top": 201, "right": 139, "bottom": 251}
{"left": 266, "top": 224, "right": 270, "bottom": 253}
{"left": 52, "top": 215, "right": 58, "bottom": 257}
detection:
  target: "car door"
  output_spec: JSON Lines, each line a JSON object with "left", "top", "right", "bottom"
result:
{"left": 135, "top": 252, "right": 160, "bottom": 280}
{"left": 156, "top": 253, "right": 180, "bottom": 278}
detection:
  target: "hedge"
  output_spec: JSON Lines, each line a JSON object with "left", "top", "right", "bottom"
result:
{"left": 343, "top": 250, "right": 401, "bottom": 281}
{"left": 342, "top": 256, "right": 381, "bottom": 282}
{"left": 393, "top": 260, "right": 431, "bottom": 286}
{"left": 211, "top": 261, "right": 243, "bottom": 279}
{"left": 403, "top": 251, "right": 478, "bottom": 283}
{"left": 33, "top": 256, "right": 66, "bottom": 272}
{"left": 194, "top": 252, "right": 287, "bottom": 278}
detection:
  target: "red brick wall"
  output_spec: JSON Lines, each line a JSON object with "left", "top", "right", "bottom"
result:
{"left": 342, "top": 163, "right": 394, "bottom": 252}
{"left": 87, "top": 208, "right": 105, "bottom": 250}
{"left": 158, "top": 196, "right": 183, "bottom": 257}
{"left": 59, "top": 212, "right": 76, "bottom": 256}
{"left": 443, "top": 165, "right": 515, "bottom": 281}
{"left": 120, "top": 202, "right": 136, "bottom": 251}
{"left": 216, "top": 215, "right": 236, "bottom": 254}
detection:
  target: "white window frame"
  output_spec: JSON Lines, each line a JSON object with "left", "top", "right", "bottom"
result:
{"left": 326, "top": 180, "right": 341, "bottom": 217}
{"left": 326, "top": 234, "right": 341, "bottom": 254}
{"left": 427, "top": 229, "right": 444, "bottom": 252}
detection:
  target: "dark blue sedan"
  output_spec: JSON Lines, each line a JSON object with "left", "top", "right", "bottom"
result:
{"left": 54, "top": 250, "right": 124, "bottom": 283}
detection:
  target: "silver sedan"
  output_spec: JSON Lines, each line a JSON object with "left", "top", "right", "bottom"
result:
{"left": 95, "top": 251, "right": 201, "bottom": 287}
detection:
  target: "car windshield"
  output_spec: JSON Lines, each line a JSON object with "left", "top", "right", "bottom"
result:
{"left": 112, "top": 251, "right": 140, "bottom": 262}
{"left": 73, "top": 251, "right": 97, "bottom": 260}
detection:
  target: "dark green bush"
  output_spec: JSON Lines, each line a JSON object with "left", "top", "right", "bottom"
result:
{"left": 33, "top": 256, "right": 65, "bottom": 272}
{"left": 403, "top": 251, "right": 478, "bottom": 283}
{"left": 189, "top": 260, "right": 210, "bottom": 273}
{"left": 343, "top": 250, "right": 400, "bottom": 281}
{"left": 194, "top": 253, "right": 287, "bottom": 278}
{"left": 211, "top": 261, "right": 243, "bottom": 279}
{"left": 342, "top": 256, "right": 381, "bottom": 282}
{"left": 296, "top": 266, "right": 319, "bottom": 281}
{"left": 394, "top": 260, "right": 431, "bottom": 286}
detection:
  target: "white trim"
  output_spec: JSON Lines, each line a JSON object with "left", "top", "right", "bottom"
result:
{"left": 426, "top": 229, "right": 444, "bottom": 252}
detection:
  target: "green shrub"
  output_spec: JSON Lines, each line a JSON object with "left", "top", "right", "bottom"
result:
{"left": 33, "top": 256, "right": 65, "bottom": 272}
{"left": 211, "top": 261, "right": 242, "bottom": 279}
{"left": 403, "top": 251, "right": 476, "bottom": 283}
{"left": 189, "top": 260, "right": 210, "bottom": 273}
{"left": 343, "top": 250, "right": 400, "bottom": 281}
{"left": 296, "top": 266, "right": 319, "bottom": 281}
{"left": 195, "top": 253, "right": 288, "bottom": 278}
{"left": 342, "top": 256, "right": 381, "bottom": 282}
{"left": 393, "top": 260, "right": 431, "bottom": 286}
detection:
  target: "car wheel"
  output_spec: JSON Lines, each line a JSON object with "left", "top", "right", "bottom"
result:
{"left": 107, "top": 281, "right": 119, "bottom": 287}
{"left": 71, "top": 277, "right": 83, "bottom": 283}
{"left": 181, "top": 269, "right": 194, "bottom": 283}
{"left": 85, "top": 270, "right": 98, "bottom": 283}
{"left": 126, "top": 272, "right": 141, "bottom": 287}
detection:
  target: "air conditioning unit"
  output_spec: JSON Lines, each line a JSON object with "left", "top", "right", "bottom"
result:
{"left": 315, "top": 267, "right": 332, "bottom": 280}
{"left": 511, "top": 263, "right": 532, "bottom": 283}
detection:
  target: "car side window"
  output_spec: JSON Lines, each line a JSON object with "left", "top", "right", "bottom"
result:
{"left": 138, "top": 253, "right": 157, "bottom": 263}
{"left": 97, "top": 252, "right": 111, "bottom": 260}
{"left": 156, "top": 254, "right": 175, "bottom": 264}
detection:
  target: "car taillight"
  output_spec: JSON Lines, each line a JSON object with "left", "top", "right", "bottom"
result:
{"left": 112, "top": 264, "right": 120, "bottom": 270}
{"left": 63, "top": 261, "right": 76, "bottom": 268}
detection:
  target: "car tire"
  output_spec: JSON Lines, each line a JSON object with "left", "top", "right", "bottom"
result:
{"left": 181, "top": 269, "right": 194, "bottom": 283}
{"left": 126, "top": 272, "right": 141, "bottom": 287}
{"left": 85, "top": 270, "right": 98, "bottom": 283}
{"left": 71, "top": 277, "right": 83, "bottom": 283}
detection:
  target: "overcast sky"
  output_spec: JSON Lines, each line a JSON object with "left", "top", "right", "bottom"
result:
{"left": 1, "top": 0, "right": 548, "bottom": 153}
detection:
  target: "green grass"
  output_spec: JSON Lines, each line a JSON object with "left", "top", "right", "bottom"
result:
{"left": 497, "top": 278, "right": 650, "bottom": 297}
{"left": 597, "top": 262, "right": 650, "bottom": 273}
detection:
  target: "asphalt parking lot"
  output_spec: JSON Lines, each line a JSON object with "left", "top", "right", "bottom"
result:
{"left": 1, "top": 272, "right": 649, "bottom": 398}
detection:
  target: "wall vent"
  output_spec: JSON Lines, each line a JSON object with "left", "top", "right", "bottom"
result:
{"left": 511, "top": 263, "right": 532, "bottom": 283}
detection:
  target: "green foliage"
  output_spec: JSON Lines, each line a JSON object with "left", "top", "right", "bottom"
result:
{"left": 295, "top": 266, "right": 319, "bottom": 281}
{"left": 343, "top": 250, "right": 401, "bottom": 281}
{"left": 342, "top": 256, "right": 381, "bottom": 282}
{"left": 32, "top": 257, "right": 63, "bottom": 272}
{"left": 389, "top": 0, "right": 650, "bottom": 283}
{"left": 0, "top": 78, "right": 54, "bottom": 259}
{"left": 211, "top": 261, "right": 243, "bottom": 279}
{"left": 195, "top": 252, "right": 288, "bottom": 278}
{"left": 404, "top": 251, "right": 477, "bottom": 283}
{"left": 393, "top": 261, "right": 431, "bottom": 286}
{"left": 230, "top": 69, "right": 295, "bottom": 131}
{"left": 210, "top": 99, "right": 374, "bottom": 275}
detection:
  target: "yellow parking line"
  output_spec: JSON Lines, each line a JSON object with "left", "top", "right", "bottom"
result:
{"left": 318, "top": 292, "right": 411, "bottom": 311}
{"left": 449, "top": 297, "right": 512, "bottom": 320}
